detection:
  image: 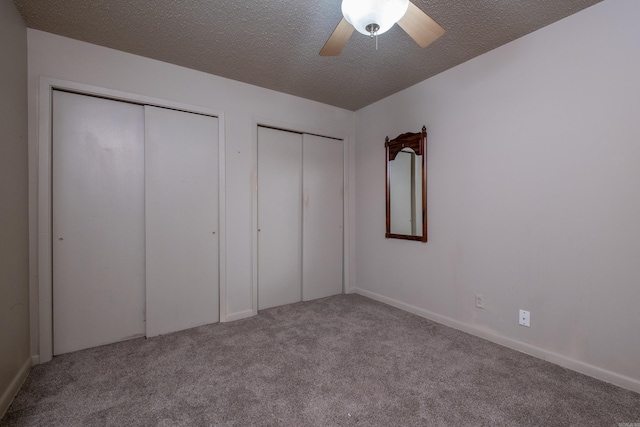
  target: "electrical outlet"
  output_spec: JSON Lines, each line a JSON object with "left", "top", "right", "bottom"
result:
{"left": 519, "top": 309, "right": 530, "bottom": 327}
{"left": 475, "top": 294, "right": 484, "bottom": 309}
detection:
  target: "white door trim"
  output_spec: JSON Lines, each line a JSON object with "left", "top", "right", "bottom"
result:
{"left": 251, "top": 118, "right": 351, "bottom": 316}
{"left": 35, "top": 77, "right": 227, "bottom": 363}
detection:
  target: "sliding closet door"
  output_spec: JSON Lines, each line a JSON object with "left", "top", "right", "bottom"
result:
{"left": 145, "top": 106, "right": 219, "bottom": 337}
{"left": 257, "top": 127, "right": 303, "bottom": 309}
{"left": 302, "top": 135, "right": 344, "bottom": 301}
{"left": 52, "top": 90, "right": 145, "bottom": 355}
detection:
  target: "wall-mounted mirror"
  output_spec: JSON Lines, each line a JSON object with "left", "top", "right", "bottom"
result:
{"left": 385, "top": 126, "right": 427, "bottom": 242}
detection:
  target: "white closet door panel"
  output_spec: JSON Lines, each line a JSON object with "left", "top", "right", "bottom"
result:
{"left": 257, "top": 127, "right": 303, "bottom": 309}
{"left": 52, "top": 90, "right": 145, "bottom": 355}
{"left": 302, "top": 134, "right": 344, "bottom": 301}
{"left": 145, "top": 106, "right": 219, "bottom": 337}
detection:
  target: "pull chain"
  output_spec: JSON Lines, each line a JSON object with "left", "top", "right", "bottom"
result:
{"left": 365, "top": 23, "right": 381, "bottom": 51}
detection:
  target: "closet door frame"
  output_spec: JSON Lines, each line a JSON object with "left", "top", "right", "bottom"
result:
{"left": 35, "top": 77, "right": 227, "bottom": 363}
{"left": 251, "top": 120, "right": 351, "bottom": 316}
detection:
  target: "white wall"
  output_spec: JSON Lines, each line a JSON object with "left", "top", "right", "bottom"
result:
{"left": 355, "top": 0, "right": 640, "bottom": 392}
{"left": 0, "top": 0, "right": 31, "bottom": 417}
{"left": 27, "top": 30, "right": 355, "bottom": 358}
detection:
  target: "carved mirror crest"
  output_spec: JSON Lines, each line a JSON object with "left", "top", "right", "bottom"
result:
{"left": 385, "top": 126, "right": 427, "bottom": 242}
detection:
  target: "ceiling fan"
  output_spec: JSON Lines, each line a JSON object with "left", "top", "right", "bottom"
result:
{"left": 320, "top": 0, "right": 445, "bottom": 56}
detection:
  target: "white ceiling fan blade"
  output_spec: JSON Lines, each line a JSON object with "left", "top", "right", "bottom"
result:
{"left": 397, "top": 1, "right": 445, "bottom": 48}
{"left": 320, "top": 18, "right": 355, "bottom": 56}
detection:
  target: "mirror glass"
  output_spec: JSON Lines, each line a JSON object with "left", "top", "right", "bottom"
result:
{"left": 385, "top": 127, "right": 427, "bottom": 242}
{"left": 389, "top": 148, "right": 422, "bottom": 235}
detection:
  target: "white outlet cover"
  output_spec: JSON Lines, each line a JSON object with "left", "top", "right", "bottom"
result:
{"left": 519, "top": 309, "right": 530, "bottom": 327}
{"left": 475, "top": 294, "right": 484, "bottom": 309}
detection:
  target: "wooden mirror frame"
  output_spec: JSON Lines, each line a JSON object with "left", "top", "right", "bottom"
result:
{"left": 385, "top": 126, "right": 427, "bottom": 242}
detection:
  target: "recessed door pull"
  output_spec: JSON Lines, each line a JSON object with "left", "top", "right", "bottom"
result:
{"left": 58, "top": 237, "right": 63, "bottom": 241}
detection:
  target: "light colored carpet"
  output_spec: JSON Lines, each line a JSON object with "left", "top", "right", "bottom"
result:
{"left": 2, "top": 294, "right": 640, "bottom": 426}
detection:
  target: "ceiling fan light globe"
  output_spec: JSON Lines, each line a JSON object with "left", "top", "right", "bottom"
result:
{"left": 341, "top": 0, "right": 409, "bottom": 36}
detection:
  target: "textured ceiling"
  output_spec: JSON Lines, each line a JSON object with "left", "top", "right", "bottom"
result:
{"left": 14, "top": 0, "right": 602, "bottom": 111}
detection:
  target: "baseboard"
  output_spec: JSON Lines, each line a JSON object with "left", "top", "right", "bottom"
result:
{"left": 354, "top": 287, "right": 640, "bottom": 394}
{"left": 223, "top": 309, "right": 256, "bottom": 323}
{"left": 0, "top": 357, "right": 32, "bottom": 420}
{"left": 31, "top": 355, "right": 40, "bottom": 366}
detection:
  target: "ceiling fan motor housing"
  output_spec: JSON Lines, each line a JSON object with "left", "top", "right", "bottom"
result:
{"left": 341, "top": 0, "right": 409, "bottom": 36}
